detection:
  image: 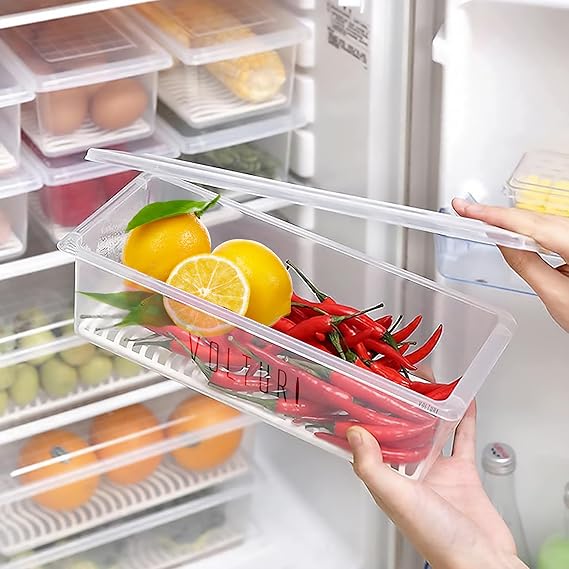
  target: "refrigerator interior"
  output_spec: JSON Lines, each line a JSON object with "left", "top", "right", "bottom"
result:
{"left": 430, "top": 0, "right": 569, "bottom": 561}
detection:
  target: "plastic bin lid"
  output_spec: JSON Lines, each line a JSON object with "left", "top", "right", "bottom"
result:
{"left": 0, "top": 58, "right": 34, "bottom": 107}
{"left": 158, "top": 103, "right": 307, "bottom": 155}
{"left": 84, "top": 149, "right": 541, "bottom": 252}
{"left": 0, "top": 11, "right": 173, "bottom": 92}
{"left": 130, "top": 0, "right": 310, "bottom": 66}
{"left": 25, "top": 127, "right": 180, "bottom": 187}
{"left": 0, "top": 147, "right": 43, "bottom": 199}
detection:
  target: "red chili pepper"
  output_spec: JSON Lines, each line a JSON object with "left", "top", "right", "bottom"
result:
{"left": 344, "top": 327, "right": 374, "bottom": 348}
{"left": 314, "top": 432, "right": 430, "bottom": 464}
{"left": 365, "top": 339, "right": 416, "bottom": 371}
{"left": 208, "top": 369, "right": 280, "bottom": 393}
{"left": 408, "top": 381, "right": 438, "bottom": 395}
{"left": 398, "top": 342, "right": 413, "bottom": 355}
{"left": 315, "top": 332, "right": 327, "bottom": 343}
{"left": 368, "top": 359, "right": 411, "bottom": 386}
{"left": 272, "top": 317, "right": 296, "bottom": 333}
{"left": 315, "top": 419, "right": 434, "bottom": 444}
{"left": 406, "top": 325, "right": 443, "bottom": 365}
{"left": 239, "top": 342, "right": 413, "bottom": 427}
{"left": 329, "top": 371, "right": 433, "bottom": 425}
{"left": 392, "top": 315, "right": 423, "bottom": 342}
{"left": 375, "top": 315, "right": 393, "bottom": 328}
{"left": 424, "top": 379, "right": 460, "bottom": 400}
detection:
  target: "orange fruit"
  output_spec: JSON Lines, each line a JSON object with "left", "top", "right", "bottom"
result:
{"left": 122, "top": 213, "right": 211, "bottom": 282}
{"left": 213, "top": 239, "right": 292, "bottom": 326}
{"left": 167, "top": 395, "right": 243, "bottom": 471}
{"left": 18, "top": 430, "right": 99, "bottom": 511}
{"left": 90, "top": 404, "right": 164, "bottom": 485}
{"left": 164, "top": 254, "right": 250, "bottom": 337}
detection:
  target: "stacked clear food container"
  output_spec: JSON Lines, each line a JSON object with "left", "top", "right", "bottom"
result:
{"left": 436, "top": 150, "right": 567, "bottom": 294}
{"left": 59, "top": 151, "right": 525, "bottom": 480}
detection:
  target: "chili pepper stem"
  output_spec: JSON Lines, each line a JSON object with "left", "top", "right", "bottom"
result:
{"left": 286, "top": 260, "right": 329, "bottom": 302}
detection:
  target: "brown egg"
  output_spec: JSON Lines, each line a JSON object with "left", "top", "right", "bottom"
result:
{"left": 90, "top": 79, "right": 148, "bottom": 131}
{"left": 38, "top": 88, "right": 89, "bottom": 135}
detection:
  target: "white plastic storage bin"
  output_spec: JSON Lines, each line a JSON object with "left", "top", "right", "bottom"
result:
{"left": 0, "top": 152, "right": 43, "bottom": 263}
{"left": 0, "top": 57, "right": 34, "bottom": 173}
{"left": 0, "top": 389, "right": 255, "bottom": 556}
{"left": 27, "top": 129, "right": 179, "bottom": 243}
{"left": 0, "top": 11, "right": 172, "bottom": 157}
{"left": 58, "top": 151, "right": 522, "bottom": 480}
{"left": 505, "top": 150, "right": 569, "bottom": 217}
{"left": 132, "top": 0, "right": 309, "bottom": 128}
{"left": 159, "top": 104, "right": 307, "bottom": 181}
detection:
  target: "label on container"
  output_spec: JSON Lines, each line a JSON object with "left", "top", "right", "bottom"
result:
{"left": 326, "top": 1, "right": 369, "bottom": 69}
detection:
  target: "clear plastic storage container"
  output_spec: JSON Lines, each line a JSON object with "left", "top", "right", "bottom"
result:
{"left": 0, "top": 150, "right": 44, "bottom": 263}
{"left": 0, "top": 56, "right": 34, "bottom": 173}
{"left": 132, "top": 0, "right": 309, "bottom": 128}
{"left": 505, "top": 150, "right": 569, "bottom": 217}
{"left": 434, "top": 207, "right": 560, "bottom": 295}
{"left": 58, "top": 152, "right": 523, "bottom": 480}
{"left": 27, "top": 129, "right": 179, "bottom": 243}
{"left": 0, "top": 389, "right": 255, "bottom": 555}
{"left": 0, "top": 11, "right": 172, "bottom": 157}
{"left": 159, "top": 104, "right": 306, "bottom": 182}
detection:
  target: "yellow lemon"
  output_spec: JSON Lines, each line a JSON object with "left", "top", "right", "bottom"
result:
{"left": 164, "top": 254, "right": 250, "bottom": 337}
{"left": 122, "top": 214, "right": 211, "bottom": 282}
{"left": 213, "top": 239, "right": 292, "bottom": 326}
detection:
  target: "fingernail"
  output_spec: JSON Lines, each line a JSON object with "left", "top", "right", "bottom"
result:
{"left": 346, "top": 428, "right": 363, "bottom": 449}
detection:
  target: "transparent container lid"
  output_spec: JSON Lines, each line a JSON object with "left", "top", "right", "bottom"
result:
{"left": 506, "top": 150, "right": 569, "bottom": 198}
{"left": 131, "top": 0, "right": 310, "bottom": 66}
{"left": 25, "top": 127, "right": 180, "bottom": 187}
{"left": 0, "top": 11, "right": 173, "bottom": 92}
{"left": 0, "top": 146, "right": 43, "bottom": 199}
{"left": 85, "top": 149, "right": 541, "bottom": 252}
{"left": 0, "top": 56, "right": 34, "bottom": 108}
{"left": 158, "top": 103, "right": 306, "bottom": 155}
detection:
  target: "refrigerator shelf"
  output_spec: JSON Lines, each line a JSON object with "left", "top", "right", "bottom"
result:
{"left": 0, "top": 367, "right": 164, "bottom": 442}
{"left": 158, "top": 66, "right": 288, "bottom": 130}
{"left": 21, "top": 108, "right": 153, "bottom": 159}
{"left": 0, "top": 453, "right": 251, "bottom": 556}
{"left": 0, "top": 483, "right": 253, "bottom": 569}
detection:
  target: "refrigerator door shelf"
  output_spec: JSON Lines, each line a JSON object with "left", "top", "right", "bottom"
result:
{"left": 0, "top": 390, "right": 257, "bottom": 555}
{"left": 59, "top": 161, "right": 516, "bottom": 480}
{"left": 0, "top": 478, "right": 254, "bottom": 569}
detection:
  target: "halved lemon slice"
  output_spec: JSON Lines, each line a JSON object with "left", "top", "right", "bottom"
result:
{"left": 164, "top": 254, "right": 250, "bottom": 337}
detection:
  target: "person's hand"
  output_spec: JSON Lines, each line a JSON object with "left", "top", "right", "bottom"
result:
{"left": 452, "top": 199, "right": 569, "bottom": 332}
{"left": 347, "top": 404, "right": 527, "bottom": 569}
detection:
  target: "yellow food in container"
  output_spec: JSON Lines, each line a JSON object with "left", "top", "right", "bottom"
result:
{"left": 136, "top": 0, "right": 286, "bottom": 103}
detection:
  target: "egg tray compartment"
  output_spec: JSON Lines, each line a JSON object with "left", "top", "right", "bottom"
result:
{"left": 78, "top": 309, "right": 431, "bottom": 479}
{"left": 0, "top": 452, "right": 250, "bottom": 556}
{"left": 21, "top": 106, "right": 152, "bottom": 159}
{"left": 123, "top": 522, "right": 245, "bottom": 569}
{"left": 159, "top": 65, "right": 287, "bottom": 129}
{"left": 0, "top": 367, "right": 161, "bottom": 432}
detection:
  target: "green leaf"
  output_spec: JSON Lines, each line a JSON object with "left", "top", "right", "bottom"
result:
{"left": 80, "top": 290, "right": 153, "bottom": 310}
{"left": 126, "top": 195, "right": 221, "bottom": 232}
{"left": 117, "top": 294, "right": 173, "bottom": 328}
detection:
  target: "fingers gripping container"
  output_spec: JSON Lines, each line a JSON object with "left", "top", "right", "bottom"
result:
{"left": 132, "top": 0, "right": 310, "bottom": 128}
{"left": 505, "top": 150, "right": 569, "bottom": 217}
{"left": 58, "top": 152, "right": 526, "bottom": 480}
{"left": 26, "top": 129, "right": 180, "bottom": 243}
{"left": 0, "top": 11, "right": 172, "bottom": 157}
{"left": 159, "top": 104, "right": 307, "bottom": 182}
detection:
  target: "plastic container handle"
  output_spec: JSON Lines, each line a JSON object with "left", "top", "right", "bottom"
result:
{"left": 85, "top": 148, "right": 541, "bottom": 252}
